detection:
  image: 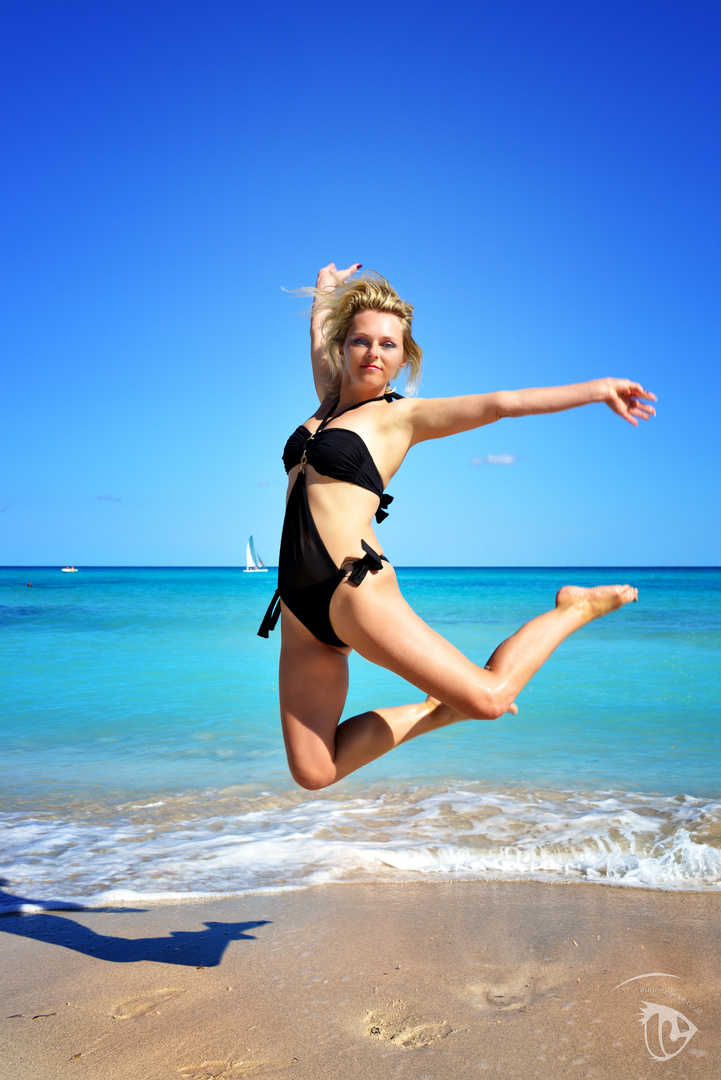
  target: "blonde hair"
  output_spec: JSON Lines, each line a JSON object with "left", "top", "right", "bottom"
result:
{"left": 306, "top": 271, "right": 422, "bottom": 394}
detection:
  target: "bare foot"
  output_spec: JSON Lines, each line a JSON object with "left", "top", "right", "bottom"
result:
{"left": 555, "top": 584, "right": 638, "bottom": 625}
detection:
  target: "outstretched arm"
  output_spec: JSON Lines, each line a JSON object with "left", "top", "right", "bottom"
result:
{"left": 310, "top": 262, "right": 362, "bottom": 402}
{"left": 407, "top": 378, "right": 657, "bottom": 444}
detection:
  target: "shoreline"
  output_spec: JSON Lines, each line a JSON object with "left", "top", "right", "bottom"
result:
{"left": 3, "top": 870, "right": 721, "bottom": 918}
{"left": 2, "top": 879, "right": 718, "bottom": 1079}
{"left": 4, "top": 781, "right": 720, "bottom": 899}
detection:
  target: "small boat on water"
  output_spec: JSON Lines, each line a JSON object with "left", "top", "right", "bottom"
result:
{"left": 61, "top": 566, "right": 78, "bottom": 572}
{"left": 244, "top": 536, "right": 268, "bottom": 573}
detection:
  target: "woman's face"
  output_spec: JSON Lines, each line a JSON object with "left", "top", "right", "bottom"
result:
{"left": 341, "top": 311, "right": 406, "bottom": 386}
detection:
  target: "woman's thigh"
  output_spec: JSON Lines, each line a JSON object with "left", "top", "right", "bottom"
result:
{"left": 329, "top": 564, "right": 498, "bottom": 718}
{"left": 279, "top": 604, "right": 351, "bottom": 788}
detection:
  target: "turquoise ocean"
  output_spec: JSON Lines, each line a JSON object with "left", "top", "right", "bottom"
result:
{"left": 1, "top": 566, "right": 720, "bottom": 909}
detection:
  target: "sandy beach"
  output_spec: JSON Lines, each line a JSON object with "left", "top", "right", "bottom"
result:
{"left": 1, "top": 880, "right": 718, "bottom": 1079}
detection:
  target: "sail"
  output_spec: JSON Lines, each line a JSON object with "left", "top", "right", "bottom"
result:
{"left": 244, "top": 535, "right": 267, "bottom": 571}
{"left": 246, "top": 538, "right": 257, "bottom": 570}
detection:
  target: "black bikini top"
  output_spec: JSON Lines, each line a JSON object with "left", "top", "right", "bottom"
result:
{"left": 282, "top": 390, "right": 403, "bottom": 523}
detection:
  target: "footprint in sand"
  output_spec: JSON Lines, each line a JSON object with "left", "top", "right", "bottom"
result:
{"left": 177, "top": 1060, "right": 292, "bottom": 1079}
{"left": 365, "top": 1009, "right": 452, "bottom": 1049}
{"left": 468, "top": 963, "right": 561, "bottom": 1013}
{"left": 111, "top": 988, "right": 185, "bottom": 1019}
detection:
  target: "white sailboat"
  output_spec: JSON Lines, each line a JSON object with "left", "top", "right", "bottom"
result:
{"left": 244, "top": 535, "right": 268, "bottom": 573}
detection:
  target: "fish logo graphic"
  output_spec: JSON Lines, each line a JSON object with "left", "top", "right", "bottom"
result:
{"left": 638, "top": 1001, "right": 698, "bottom": 1061}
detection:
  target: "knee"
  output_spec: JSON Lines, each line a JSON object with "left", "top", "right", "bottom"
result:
{"left": 465, "top": 682, "right": 514, "bottom": 722}
{"left": 288, "top": 759, "right": 336, "bottom": 791}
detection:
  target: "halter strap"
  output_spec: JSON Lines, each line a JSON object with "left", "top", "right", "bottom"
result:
{"left": 299, "top": 390, "right": 402, "bottom": 473}
{"left": 316, "top": 390, "right": 402, "bottom": 436}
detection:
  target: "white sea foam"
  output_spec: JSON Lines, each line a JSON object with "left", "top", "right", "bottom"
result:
{"left": 1, "top": 785, "right": 720, "bottom": 908}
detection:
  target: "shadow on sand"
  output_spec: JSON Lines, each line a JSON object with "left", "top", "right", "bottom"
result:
{"left": 0, "top": 883, "right": 270, "bottom": 967}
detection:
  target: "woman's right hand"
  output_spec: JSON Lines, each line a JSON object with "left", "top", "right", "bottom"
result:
{"left": 315, "top": 262, "right": 362, "bottom": 295}
{"left": 309, "top": 263, "right": 361, "bottom": 401}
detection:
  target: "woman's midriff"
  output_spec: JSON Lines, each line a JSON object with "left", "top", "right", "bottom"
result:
{"left": 285, "top": 465, "right": 384, "bottom": 569}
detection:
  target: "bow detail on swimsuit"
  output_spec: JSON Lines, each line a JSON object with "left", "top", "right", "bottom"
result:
{"left": 375, "top": 494, "right": 394, "bottom": 523}
{"left": 257, "top": 588, "right": 281, "bottom": 638}
{"left": 347, "top": 540, "right": 387, "bottom": 587}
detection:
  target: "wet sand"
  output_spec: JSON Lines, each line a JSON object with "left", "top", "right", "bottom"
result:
{"left": 1, "top": 880, "right": 719, "bottom": 1079}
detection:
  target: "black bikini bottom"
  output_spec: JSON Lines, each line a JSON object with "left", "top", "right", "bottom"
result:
{"left": 258, "top": 539, "right": 388, "bottom": 648}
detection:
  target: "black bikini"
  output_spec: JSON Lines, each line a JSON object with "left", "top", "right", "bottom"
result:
{"left": 258, "top": 391, "right": 402, "bottom": 647}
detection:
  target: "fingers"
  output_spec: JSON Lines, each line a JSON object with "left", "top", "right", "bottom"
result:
{"left": 317, "top": 262, "right": 361, "bottom": 283}
{"left": 609, "top": 380, "right": 657, "bottom": 426}
{"left": 335, "top": 262, "right": 362, "bottom": 283}
{"left": 610, "top": 379, "right": 657, "bottom": 402}
{"left": 629, "top": 401, "right": 656, "bottom": 420}
{"left": 626, "top": 382, "right": 657, "bottom": 401}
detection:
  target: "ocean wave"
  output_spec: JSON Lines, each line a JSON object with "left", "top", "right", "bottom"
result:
{"left": 1, "top": 785, "right": 720, "bottom": 909}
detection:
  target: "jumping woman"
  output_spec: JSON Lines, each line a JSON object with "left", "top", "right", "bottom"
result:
{"left": 259, "top": 262, "right": 656, "bottom": 790}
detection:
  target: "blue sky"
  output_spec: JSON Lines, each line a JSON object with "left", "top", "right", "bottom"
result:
{"left": 2, "top": 0, "right": 719, "bottom": 566}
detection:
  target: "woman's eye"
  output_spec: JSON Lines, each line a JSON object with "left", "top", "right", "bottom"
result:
{"left": 353, "top": 337, "right": 369, "bottom": 346}
{"left": 382, "top": 342, "right": 396, "bottom": 349}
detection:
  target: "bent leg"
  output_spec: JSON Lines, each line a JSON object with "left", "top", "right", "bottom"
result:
{"left": 279, "top": 605, "right": 467, "bottom": 790}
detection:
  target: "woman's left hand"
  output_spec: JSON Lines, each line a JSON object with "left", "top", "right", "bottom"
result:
{"left": 603, "top": 379, "right": 657, "bottom": 426}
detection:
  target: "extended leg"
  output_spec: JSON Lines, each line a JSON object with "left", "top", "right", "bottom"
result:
{"left": 479, "top": 584, "right": 637, "bottom": 702}
{"left": 331, "top": 570, "right": 637, "bottom": 736}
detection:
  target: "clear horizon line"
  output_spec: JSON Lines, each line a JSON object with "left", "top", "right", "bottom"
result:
{"left": 3, "top": 564, "right": 719, "bottom": 571}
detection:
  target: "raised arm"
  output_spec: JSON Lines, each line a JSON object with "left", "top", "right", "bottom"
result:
{"left": 406, "top": 379, "right": 657, "bottom": 444}
{"left": 310, "top": 262, "right": 362, "bottom": 402}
